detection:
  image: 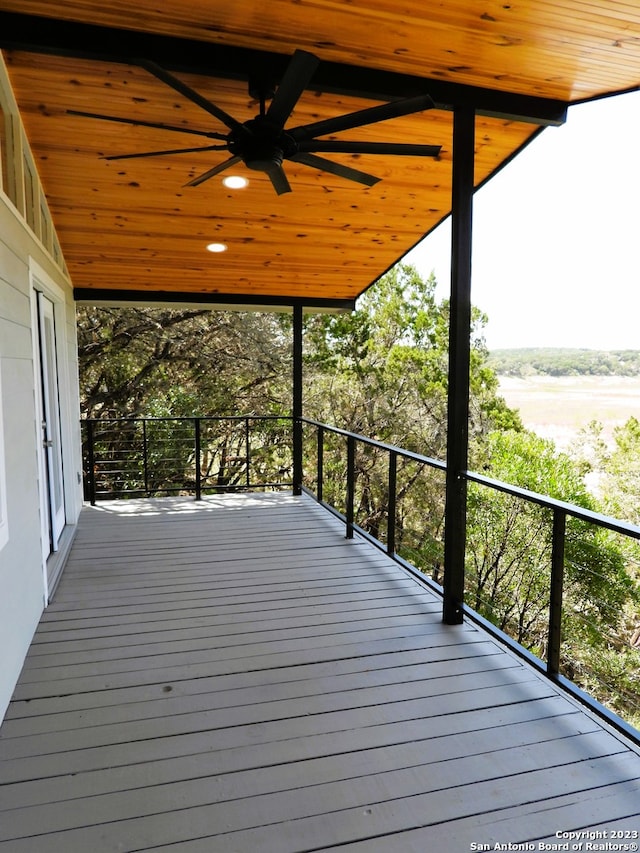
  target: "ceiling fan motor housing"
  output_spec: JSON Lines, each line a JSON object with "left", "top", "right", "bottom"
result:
{"left": 229, "top": 116, "right": 297, "bottom": 172}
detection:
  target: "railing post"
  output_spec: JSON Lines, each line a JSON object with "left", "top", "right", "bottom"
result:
{"left": 346, "top": 434, "right": 355, "bottom": 539}
{"left": 387, "top": 451, "right": 397, "bottom": 556}
{"left": 245, "top": 417, "right": 251, "bottom": 488}
{"left": 317, "top": 425, "right": 324, "bottom": 503}
{"left": 86, "top": 419, "right": 96, "bottom": 506}
{"left": 443, "top": 104, "right": 475, "bottom": 625}
{"left": 142, "top": 419, "right": 149, "bottom": 497}
{"left": 548, "top": 508, "right": 566, "bottom": 676}
{"left": 194, "top": 417, "right": 202, "bottom": 500}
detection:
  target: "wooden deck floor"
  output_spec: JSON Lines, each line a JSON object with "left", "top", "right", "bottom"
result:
{"left": 1, "top": 492, "right": 639, "bottom": 852}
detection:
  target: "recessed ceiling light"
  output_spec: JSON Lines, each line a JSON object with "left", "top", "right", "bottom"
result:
{"left": 206, "top": 242, "right": 228, "bottom": 253}
{"left": 222, "top": 175, "right": 249, "bottom": 189}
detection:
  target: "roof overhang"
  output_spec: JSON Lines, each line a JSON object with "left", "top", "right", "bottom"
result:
{"left": 0, "top": 11, "right": 569, "bottom": 126}
{"left": 0, "top": 2, "right": 637, "bottom": 308}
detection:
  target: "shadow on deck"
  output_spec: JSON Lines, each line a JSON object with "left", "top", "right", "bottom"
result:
{"left": 1, "top": 493, "right": 639, "bottom": 851}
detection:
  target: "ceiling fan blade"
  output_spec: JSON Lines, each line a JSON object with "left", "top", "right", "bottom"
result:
{"left": 138, "top": 60, "right": 244, "bottom": 133}
{"left": 104, "top": 144, "right": 229, "bottom": 162}
{"left": 298, "top": 140, "right": 442, "bottom": 157}
{"left": 266, "top": 50, "right": 320, "bottom": 128}
{"left": 266, "top": 163, "right": 292, "bottom": 195}
{"left": 290, "top": 93, "right": 436, "bottom": 141}
{"left": 67, "top": 109, "right": 227, "bottom": 140}
{"left": 185, "top": 155, "right": 243, "bottom": 187}
{"left": 291, "top": 153, "right": 380, "bottom": 187}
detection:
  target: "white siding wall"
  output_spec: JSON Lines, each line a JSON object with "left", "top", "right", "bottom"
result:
{"left": 0, "top": 56, "right": 83, "bottom": 724}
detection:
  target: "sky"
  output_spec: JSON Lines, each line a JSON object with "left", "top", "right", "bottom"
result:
{"left": 405, "top": 90, "right": 640, "bottom": 352}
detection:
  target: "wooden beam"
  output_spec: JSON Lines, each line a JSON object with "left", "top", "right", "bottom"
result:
{"left": 0, "top": 11, "right": 568, "bottom": 126}
{"left": 73, "top": 288, "right": 355, "bottom": 312}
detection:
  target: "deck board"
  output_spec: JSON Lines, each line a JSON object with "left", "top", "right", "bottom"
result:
{"left": 1, "top": 492, "right": 639, "bottom": 852}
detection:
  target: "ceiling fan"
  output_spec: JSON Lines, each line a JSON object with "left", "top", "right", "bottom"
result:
{"left": 68, "top": 50, "right": 442, "bottom": 195}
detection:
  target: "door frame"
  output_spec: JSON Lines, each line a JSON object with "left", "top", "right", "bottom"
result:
{"left": 29, "top": 259, "right": 74, "bottom": 599}
{"left": 36, "top": 290, "right": 66, "bottom": 549}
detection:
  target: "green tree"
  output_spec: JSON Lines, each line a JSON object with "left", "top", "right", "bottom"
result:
{"left": 302, "top": 263, "right": 520, "bottom": 565}
{"left": 304, "top": 264, "right": 519, "bottom": 452}
{"left": 467, "top": 428, "right": 639, "bottom": 724}
{"left": 599, "top": 417, "right": 640, "bottom": 526}
{"left": 78, "top": 306, "right": 292, "bottom": 419}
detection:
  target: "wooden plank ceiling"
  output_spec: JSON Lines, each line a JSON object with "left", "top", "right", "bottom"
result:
{"left": 0, "top": 1, "right": 638, "bottom": 307}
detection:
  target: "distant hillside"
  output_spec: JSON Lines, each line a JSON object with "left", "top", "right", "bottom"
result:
{"left": 487, "top": 348, "right": 640, "bottom": 377}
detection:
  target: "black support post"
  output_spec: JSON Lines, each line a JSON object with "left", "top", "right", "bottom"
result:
{"left": 292, "top": 305, "right": 303, "bottom": 496}
{"left": 443, "top": 105, "right": 475, "bottom": 625}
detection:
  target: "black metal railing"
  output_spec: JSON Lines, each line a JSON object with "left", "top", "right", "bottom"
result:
{"left": 299, "top": 417, "right": 640, "bottom": 743}
{"left": 82, "top": 416, "right": 293, "bottom": 503}
{"left": 300, "top": 418, "right": 447, "bottom": 580}
{"left": 82, "top": 414, "right": 640, "bottom": 740}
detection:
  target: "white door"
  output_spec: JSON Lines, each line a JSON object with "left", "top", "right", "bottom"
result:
{"left": 36, "top": 292, "right": 66, "bottom": 551}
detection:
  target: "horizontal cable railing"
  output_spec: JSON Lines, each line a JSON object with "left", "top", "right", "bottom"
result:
{"left": 82, "top": 414, "right": 640, "bottom": 740}
{"left": 82, "top": 416, "right": 293, "bottom": 503}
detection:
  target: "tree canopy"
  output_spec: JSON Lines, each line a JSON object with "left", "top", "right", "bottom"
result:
{"left": 78, "top": 306, "right": 292, "bottom": 419}
{"left": 303, "top": 264, "right": 520, "bottom": 457}
{"left": 488, "top": 347, "right": 640, "bottom": 377}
